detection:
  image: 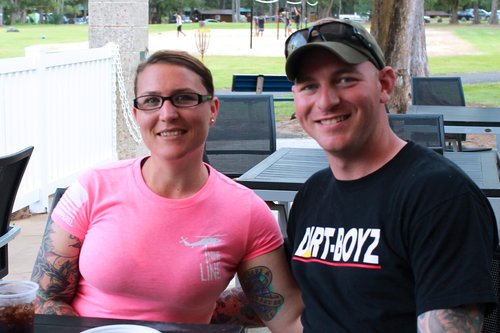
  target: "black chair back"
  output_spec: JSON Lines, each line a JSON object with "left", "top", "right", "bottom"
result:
{"left": 42, "top": 187, "right": 68, "bottom": 234}
{"left": 411, "top": 76, "right": 466, "bottom": 107}
{"left": 206, "top": 94, "right": 276, "bottom": 178}
{"left": 388, "top": 114, "right": 446, "bottom": 154}
{"left": 411, "top": 76, "right": 491, "bottom": 152}
{"left": 0, "top": 146, "right": 34, "bottom": 278}
{"left": 411, "top": 76, "right": 468, "bottom": 148}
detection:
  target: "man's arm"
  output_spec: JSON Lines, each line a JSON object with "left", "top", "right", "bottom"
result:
{"left": 417, "top": 305, "right": 484, "bottom": 333}
{"left": 31, "top": 221, "right": 81, "bottom": 315}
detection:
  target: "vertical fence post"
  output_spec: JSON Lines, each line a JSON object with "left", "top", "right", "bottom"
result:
{"left": 25, "top": 46, "right": 49, "bottom": 213}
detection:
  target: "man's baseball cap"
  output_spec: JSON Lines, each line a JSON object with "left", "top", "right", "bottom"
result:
{"left": 285, "top": 18, "right": 386, "bottom": 81}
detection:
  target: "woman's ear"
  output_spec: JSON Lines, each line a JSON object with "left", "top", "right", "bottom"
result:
{"left": 132, "top": 106, "right": 139, "bottom": 121}
{"left": 210, "top": 96, "right": 219, "bottom": 125}
{"left": 378, "top": 67, "right": 397, "bottom": 104}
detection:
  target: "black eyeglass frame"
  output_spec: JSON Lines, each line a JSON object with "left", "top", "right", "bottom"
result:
{"left": 284, "top": 21, "right": 385, "bottom": 70}
{"left": 133, "top": 93, "right": 213, "bottom": 111}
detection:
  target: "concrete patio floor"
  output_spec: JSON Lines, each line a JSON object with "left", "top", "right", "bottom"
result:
{"left": 7, "top": 212, "right": 47, "bottom": 281}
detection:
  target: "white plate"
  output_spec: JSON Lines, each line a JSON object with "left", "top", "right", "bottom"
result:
{"left": 81, "top": 324, "right": 161, "bottom": 333}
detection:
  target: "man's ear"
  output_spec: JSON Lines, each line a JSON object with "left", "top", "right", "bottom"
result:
{"left": 378, "top": 67, "right": 397, "bottom": 104}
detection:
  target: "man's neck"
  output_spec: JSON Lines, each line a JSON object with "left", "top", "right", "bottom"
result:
{"left": 326, "top": 131, "right": 406, "bottom": 181}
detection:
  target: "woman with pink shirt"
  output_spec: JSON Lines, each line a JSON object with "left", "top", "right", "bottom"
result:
{"left": 31, "top": 50, "right": 302, "bottom": 333}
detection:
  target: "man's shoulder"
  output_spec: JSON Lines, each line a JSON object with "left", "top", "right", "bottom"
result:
{"left": 296, "top": 167, "right": 333, "bottom": 199}
{"left": 305, "top": 167, "right": 332, "bottom": 184}
{"left": 400, "top": 142, "right": 464, "bottom": 178}
{"left": 397, "top": 143, "right": 482, "bottom": 198}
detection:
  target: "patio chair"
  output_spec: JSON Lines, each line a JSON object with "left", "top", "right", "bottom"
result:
{"left": 206, "top": 94, "right": 276, "bottom": 178}
{"left": 40, "top": 187, "right": 67, "bottom": 237}
{"left": 388, "top": 114, "right": 446, "bottom": 154}
{"left": 0, "top": 146, "right": 34, "bottom": 279}
{"left": 411, "top": 76, "right": 490, "bottom": 152}
{"left": 206, "top": 94, "right": 287, "bottom": 231}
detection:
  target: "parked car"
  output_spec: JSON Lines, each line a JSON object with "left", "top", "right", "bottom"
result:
{"left": 457, "top": 9, "right": 474, "bottom": 20}
{"left": 424, "top": 15, "right": 431, "bottom": 23}
{"left": 203, "top": 19, "right": 219, "bottom": 23}
{"left": 458, "top": 8, "right": 490, "bottom": 20}
{"left": 74, "top": 16, "right": 88, "bottom": 24}
{"left": 476, "top": 9, "right": 490, "bottom": 19}
{"left": 338, "top": 14, "right": 367, "bottom": 23}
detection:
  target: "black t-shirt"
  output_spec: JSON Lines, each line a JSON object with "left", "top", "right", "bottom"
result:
{"left": 287, "top": 142, "right": 498, "bottom": 332}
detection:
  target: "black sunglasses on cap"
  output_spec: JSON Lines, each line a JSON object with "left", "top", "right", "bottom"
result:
{"left": 284, "top": 20, "right": 385, "bottom": 70}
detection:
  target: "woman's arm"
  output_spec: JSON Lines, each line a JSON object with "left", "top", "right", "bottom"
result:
{"left": 211, "top": 246, "right": 303, "bottom": 332}
{"left": 417, "top": 305, "right": 484, "bottom": 332}
{"left": 31, "top": 221, "right": 82, "bottom": 315}
{"left": 211, "top": 286, "right": 264, "bottom": 327}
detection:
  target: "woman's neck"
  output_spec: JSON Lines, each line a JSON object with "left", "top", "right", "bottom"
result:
{"left": 141, "top": 156, "right": 209, "bottom": 199}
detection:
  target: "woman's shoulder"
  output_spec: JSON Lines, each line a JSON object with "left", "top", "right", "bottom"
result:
{"left": 79, "top": 157, "right": 142, "bottom": 184}
{"left": 91, "top": 157, "right": 139, "bottom": 172}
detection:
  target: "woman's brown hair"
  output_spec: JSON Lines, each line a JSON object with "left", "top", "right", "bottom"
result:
{"left": 134, "top": 50, "right": 214, "bottom": 96}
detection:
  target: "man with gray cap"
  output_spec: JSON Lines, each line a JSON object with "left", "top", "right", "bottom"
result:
{"left": 284, "top": 18, "right": 498, "bottom": 332}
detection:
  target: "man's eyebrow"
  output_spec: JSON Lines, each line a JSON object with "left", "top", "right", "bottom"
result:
{"left": 295, "top": 67, "right": 358, "bottom": 83}
{"left": 295, "top": 74, "right": 314, "bottom": 84}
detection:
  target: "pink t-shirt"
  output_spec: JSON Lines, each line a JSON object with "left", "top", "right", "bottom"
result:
{"left": 52, "top": 157, "right": 283, "bottom": 323}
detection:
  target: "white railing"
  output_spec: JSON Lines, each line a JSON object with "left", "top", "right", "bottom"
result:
{"left": 0, "top": 44, "right": 118, "bottom": 212}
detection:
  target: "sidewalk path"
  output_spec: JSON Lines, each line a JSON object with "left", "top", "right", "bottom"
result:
{"left": 150, "top": 29, "right": 499, "bottom": 84}
{"left": 440, "top": 72, "right": 500, "bottom": 84}
{"left": 45, "top": 28, "right": 499, "bottom": 84}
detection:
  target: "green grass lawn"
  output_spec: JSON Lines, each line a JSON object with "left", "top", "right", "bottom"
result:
{"left": 204, "top": 56, "right": 286, "bottom": 89}
{"left": 2, "top": 23, "right": 499, "bottom": 107}
{"left": 428, "top": 24, "right": 500, "bottom": 75}
{"left": 1, "top": 24, "right": 88, "bottom": 58}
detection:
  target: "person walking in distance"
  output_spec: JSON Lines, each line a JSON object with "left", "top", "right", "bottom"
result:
{"left": 176, "top": 12, "right": 186, "bottom": 37}
{"left": 257, "top": 16, "right": 265, "bottom": 37}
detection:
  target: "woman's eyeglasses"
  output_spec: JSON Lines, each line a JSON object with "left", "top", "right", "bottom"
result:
{"left": 284, "top": 21, "right": 385, "bottom": 69}
{"left": 134, "top": 93, "right": 213, "bottom": 111}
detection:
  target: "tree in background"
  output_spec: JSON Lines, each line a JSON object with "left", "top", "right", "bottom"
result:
{"left": 2, "top": 0, "right": 27, "bottom": 24}
{"left": 314, "top": 0, "right": 371, "bottom": 19}
{"left": 371, "top": 0, "right": 428, "bottom": 113}
{"left": 449, "top": 0, "right": 460, "bottom": 22}
{"left": 3, "top": 0, "right": 498, "bottom": 24}
{"left": 489, "top": 0, "right": 498, "bottom": 23}
{"left": 472, "top": 0, "right": 481, "bottom": 23}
